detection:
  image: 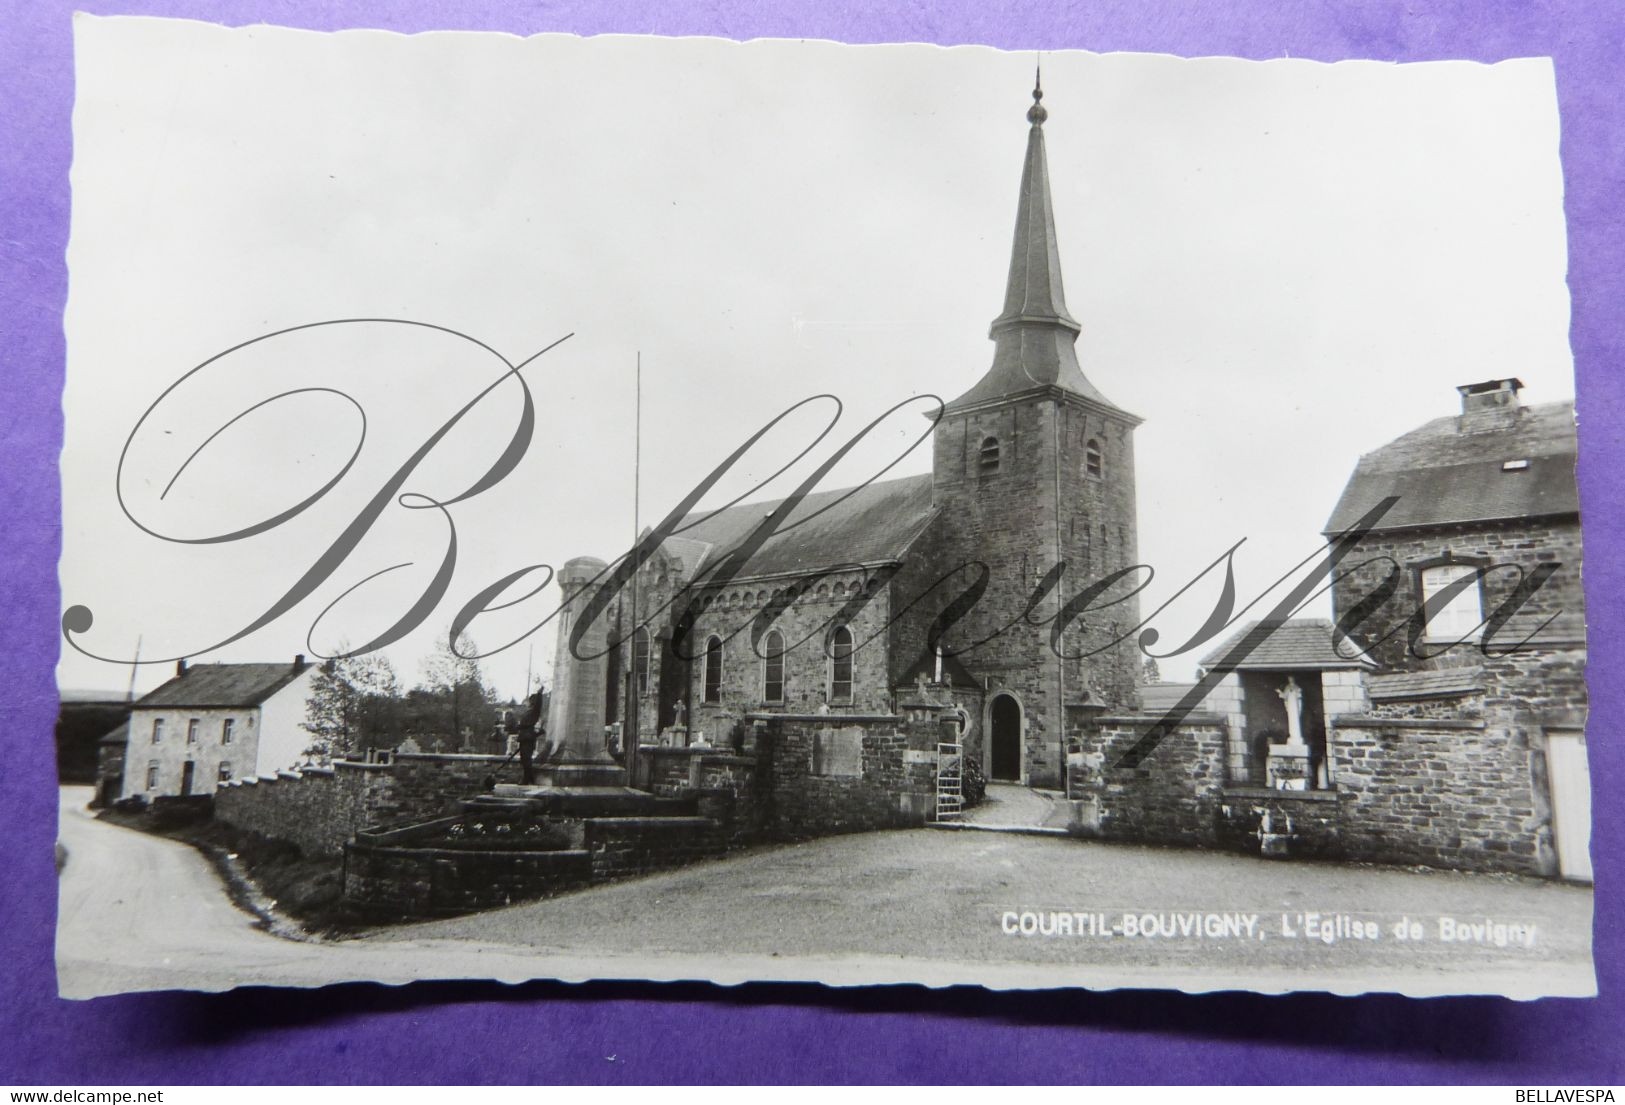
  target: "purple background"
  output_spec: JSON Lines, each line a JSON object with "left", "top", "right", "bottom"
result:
{"left": 2, "top": 0, "right": 1620, "bottom": 1085}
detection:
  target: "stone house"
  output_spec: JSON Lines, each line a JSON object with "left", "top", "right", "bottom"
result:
{"left": 1323, "top": 378, "right": 1589, "bottom": 879}
{"left": 113, "top": 657, "right": 319, "bottom": 800}
{"left": 548, "top": 82, "right": 1143, "bottom": 789}
{"left": 1066, "top": 380, "right": 1587, "bottom": 879}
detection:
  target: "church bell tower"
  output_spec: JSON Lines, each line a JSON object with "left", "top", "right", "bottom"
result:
{"left": 929, "top": 73, "right": 1144, "bottom": 788}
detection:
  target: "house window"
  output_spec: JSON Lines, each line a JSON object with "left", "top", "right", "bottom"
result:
{"left": 632, "top": 628, "right": 650, "bottom": 695}
{"left": 217, "top": 761, "right": 233, "bottom": 783}
{"left": 151, "top": 718, "right": 164, "bottom": 744}
{"left": 829, "top": 625, "right": 854, "bottom": 703}
{"left": 186, "top": 718, "right": 200, "bottom": 744}
{"left": 978, "top": 436, "right": 1000, "bottom": 474}
{"left": 1420, "top": 562, "right": 1484, "bottom": 642}
{"left": 145, "top": 761, "right": 159, "bottom": 789}
{"left": 221, "top": 718, "right": 235, "bottom": 744}
{"left": 763, "top": 630, "right": 786, "bottom": 703}
{"left": 1085, "top": 439, "right": 1103, "bottom": 479}
{"left": 703, "top": 635, "right": 724, "bottom": 703}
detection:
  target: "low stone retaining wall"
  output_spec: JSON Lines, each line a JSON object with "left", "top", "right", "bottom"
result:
{"left": 1066, "top": 709, "right": 1552, "bottom": 875}
{"left": 1331, "top": 715, "right": 1548, "bottom": 874}
{"left": 345, "top": 842, "right": 594, "bottom": 916}
{"left": 750, "top": 712, "right": 944, "bottom": 837}
{"left": 344, "top": 812, "right": 729, "bottom": 917}
{"left": 1214, "top": 787, "right": 1348, "bottom": 860}
{"left": 215, "top": 753, "right": 509, "bottom": 857}
{"left": 640, "top": 747, "right": 763, "bottom": 844}
{"left": 585, "top": 815, "right": 727, "bottom": 879}
{"left": 1067, "top": 714, "right": 1229, "bottom": 849}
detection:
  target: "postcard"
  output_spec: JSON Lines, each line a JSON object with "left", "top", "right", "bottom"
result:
{"left": 54, "top": 15, "right": 1593, "bottom": 999}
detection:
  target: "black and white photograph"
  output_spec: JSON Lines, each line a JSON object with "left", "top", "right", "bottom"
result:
{"left": 54, "top": 17, "right": 1593, "bottom": 1001}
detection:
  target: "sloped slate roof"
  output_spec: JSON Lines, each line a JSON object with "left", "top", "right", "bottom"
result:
{"left": 1368, "top": 669, "right": 1484, "bottom": 700}
{"left": 1325, "top": 401, "right": 1577, "bottom": 534}
{"left": 134, "top": 662, "right": 311, "bottom": 709}
{"left": 97, "top": 720, "right": 130, "bottom": 746}
{"left": 671, "top": 473, "right": 937, "bottom": 583}
{"left": 1199, "top": 619, "right": 1375, "bottom": 671}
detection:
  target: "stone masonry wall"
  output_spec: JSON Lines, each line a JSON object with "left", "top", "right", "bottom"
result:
{"left": 344, "top": 812, "right": 729, "bottom": 917}
{"left": 752, "top": 712, "right": 939, "bottom": 837}
{"left": 1214, "top": 789, "right": 1348, "bottom": 860}
{"left": 678, "top": 572, "right": 897, "bottom": 745}
{"left": 1330, "top": 516, "right": 1583, "bottom": 674}
{"left": 640, "top": 746, "right": 763, "bottom": 844}
{"left": 1331, "top": 715, "right": 1551, "bottom": 874}
{"left": 1065, "top": 692, "right": 1556, "bottom": 875}
{"left": 215, "top": 763, "right": 394, "bottom": 858}
{"left": 344, "top": 843, "right": 593, "bottom": 916}
{"left": 1066, "top": 715, "right": 1229, "bottom": 847}
{"left": 215, "top": 753, "right": 508, "bottom": 857}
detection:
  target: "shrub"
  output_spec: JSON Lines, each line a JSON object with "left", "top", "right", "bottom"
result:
{"left": 962, "top": 756, "right": 987, "bottom": 808}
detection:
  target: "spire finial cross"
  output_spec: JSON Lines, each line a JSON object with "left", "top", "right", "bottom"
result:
{"left": 1027, "top": 61, "right": 1048, "bottom": 125}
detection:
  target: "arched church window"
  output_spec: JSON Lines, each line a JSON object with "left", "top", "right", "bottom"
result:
{"left": 703, "top": 635, "right": 723, "bottom": 703}
{"left": 979, "top": 436, "right": 1001, "bottom": 474}
{"left": 633, "top": 628, "right": 651, "bottom": 696}
{"left": 763, "top": 630, "right": 785, "bottom": 704}
{"left": 1085, "top": 439, "right": 1103, "bottom": 479}
{"left": 829, "top": 625, "right": 854, "bottom": 703}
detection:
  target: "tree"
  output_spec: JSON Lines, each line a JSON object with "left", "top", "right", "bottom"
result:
{"left": 418, "top": 629, "right": 499, "bottom": 752}
{"left": 1141, "top": 656, "right": 1161, "bottom": 685}
{"left": 301, "top": 649, "right": 402, "bottom": 764}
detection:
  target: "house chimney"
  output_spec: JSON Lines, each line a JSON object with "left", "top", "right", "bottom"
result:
{"left": 293, "top": 654, "right": 307, "bottom": 673}
{"left": 1457, "top": 378, "right": 1524, "bottom": 433}
{"left": 176, "top": 659, "right": 188, "bottom": 678}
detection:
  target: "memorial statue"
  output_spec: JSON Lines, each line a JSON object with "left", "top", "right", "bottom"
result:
{"left": 516, "top": 688, "right": 545, "bottom": 784}
{"left": 1276, "top": 676, "right": 1305, "bottom": 746}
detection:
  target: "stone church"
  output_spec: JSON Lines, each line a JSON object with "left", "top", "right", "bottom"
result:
{"left": 547, "top": 81, "right": 1144, "bottom": 790}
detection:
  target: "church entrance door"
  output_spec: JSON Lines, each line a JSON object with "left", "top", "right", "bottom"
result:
{"left": 989, "top": 694, "right": 1021, "bottom": 782}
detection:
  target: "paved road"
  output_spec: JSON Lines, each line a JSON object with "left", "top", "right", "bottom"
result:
{"left": 54, "top": 787, "right": 620, "bottom": 998}
{"left": 55, "top": 786, "right": 1594, "bottom": 998}
{"left": 963, "top": 785, "right": 1068, "bottom": 829}
{"left": 379, "top": 823, "right": 1594, "bottom": 997}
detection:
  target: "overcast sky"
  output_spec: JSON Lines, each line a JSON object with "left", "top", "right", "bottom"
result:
{"left": 59, "top": 18, "right": 1573, "bottom": 698}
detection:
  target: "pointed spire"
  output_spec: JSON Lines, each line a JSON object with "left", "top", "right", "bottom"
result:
{"left": 946, "top": 75, "right": 1129, "bottom": 416}
{"left": 992, "top": 67, "right": 1077, "bottom": 342}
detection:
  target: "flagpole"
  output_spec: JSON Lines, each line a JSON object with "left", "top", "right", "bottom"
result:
{"left": 626, "top": 352, "right": 642, "bottom": 780}
{"left": 125, "top": 634, "right": 142, "bottom": 703}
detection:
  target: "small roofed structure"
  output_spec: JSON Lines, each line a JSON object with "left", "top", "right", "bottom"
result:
{"left": 1197, "top": 618, "right": 1377, "bottom": 675}
{"left": 1193, "top": 619, "right": 1375, "bottom": 791}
